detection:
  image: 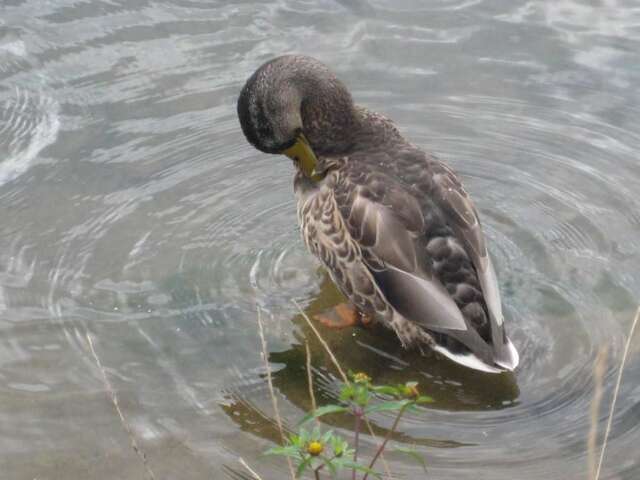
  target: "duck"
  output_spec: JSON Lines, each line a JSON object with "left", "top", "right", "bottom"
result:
{"left": 237, "top": 55, "right": 519, "bottom": 373}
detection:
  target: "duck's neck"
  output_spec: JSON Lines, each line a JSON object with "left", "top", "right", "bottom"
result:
{"left": 287, "top": 60, "right": 361, "bottom": 156}
{"left": 300, "top": 95, "right": 361, "bottom": 156}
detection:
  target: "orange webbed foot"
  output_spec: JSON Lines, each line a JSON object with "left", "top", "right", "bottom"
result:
{"left": 313, "top": 303, "right": 367, "bottom": 329}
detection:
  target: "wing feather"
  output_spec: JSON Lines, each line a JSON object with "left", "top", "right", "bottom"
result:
{"left": 328, "top": 152, "right": 517, "bottom": 369}
{"left": 433, "top": 167, "right": 504, "bottom": 326}
{"left": 337, "top": 169, "right": 469, "bottom": 333}
{"left": 431, "top": 163, "right": 516, "bottom": 368}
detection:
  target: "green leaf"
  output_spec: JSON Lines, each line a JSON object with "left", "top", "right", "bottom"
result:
{"left": 264, "top": 445, "right": 300, "bottom": 458}
{"left": 322, "top": 457, "right": 337, "bottom": 477}
{"left": 354, "top": 384, "right": 371, "bottom": 407}
{"left": 299, "top": 405, "right": 349, "bottom": 425}
{"left": 321, "top": 429, "right": 334, "bottom": 443}
{"left": 393, "top": 445, "right": 427, "bottom": 473}
{"left": 332, "top": 459, "right": 382, "bottom": 479}
{"left": 416, "top": 395, "right": 434, "bottom": 404}
{"left": 329, "top": 436, "right": 349, "bottom": 457}
{"left": 339, "top": 384, "right": 356, "bottom": 402}
{"left": 295, "top": 456, "right": 314, "bottom": 478}
{"left": 371, "top": 385, "right": 401, "bottom": 397}
{"left": 297, "top": 428, "right": 310, "bottom": 445}
{"left": 364, "top": 399, "right": 412, "bottom": 414}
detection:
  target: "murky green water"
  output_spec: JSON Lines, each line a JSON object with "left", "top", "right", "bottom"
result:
{"left": 1, "top": 1, "right": 639, "bottom": 479}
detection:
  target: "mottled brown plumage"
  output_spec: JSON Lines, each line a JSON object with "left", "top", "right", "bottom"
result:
{"left": 238, "top": 55, "right": 519, "bottom": 372}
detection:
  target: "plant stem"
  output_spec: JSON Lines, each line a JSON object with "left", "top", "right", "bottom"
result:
{"left": 256, "top": 308, "right": 296, "bottom": 480}
{"left": 314, "top": 463, "right": 325, "bottom": 480}
{"left": 293, "top": 301, "right": 393, "bottom": 480}
{"left": 353, "top": 412, "right": 361, "bottom": 480}
{"left": 362, "top": 404, "right": 409, "bottom": 480}
{"left": 595, "top": 306, "right": 640, "bottom": 480}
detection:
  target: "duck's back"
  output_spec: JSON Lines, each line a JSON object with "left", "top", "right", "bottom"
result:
{"left": 324, "top": 111, "right": 517, "bottom": 370}
{"left": 337, "top": 146, "right": 493, "bottom": 341}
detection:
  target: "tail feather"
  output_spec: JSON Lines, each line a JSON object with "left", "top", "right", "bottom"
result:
{"left": 432, "top": 335, "right": 519, "bottom": 373}
{"left": 494, "top": 336, "right": 519, "bottom": 371}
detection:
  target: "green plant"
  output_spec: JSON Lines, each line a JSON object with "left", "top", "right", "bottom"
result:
{"left": 266, "top": 372, "right": 433, "bottom": 479}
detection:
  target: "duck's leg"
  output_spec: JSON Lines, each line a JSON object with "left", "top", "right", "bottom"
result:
{"left": 313, "top": 303, "right": 373, "bottom": 329}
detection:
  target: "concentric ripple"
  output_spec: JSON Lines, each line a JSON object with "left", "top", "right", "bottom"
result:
{"left": 0, "top": 86, "right": 60, "bottom": 186}
{"left": 1, "top": 1, "right": 640, "bottom": 479}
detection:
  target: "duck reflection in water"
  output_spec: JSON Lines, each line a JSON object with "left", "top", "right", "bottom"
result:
{"left": 221, "top": 274, "right": 519, "bottom": 449}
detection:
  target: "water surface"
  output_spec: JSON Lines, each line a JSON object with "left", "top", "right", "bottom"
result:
{"left": 1, "top": 1, "right": 640, "bottom": 479}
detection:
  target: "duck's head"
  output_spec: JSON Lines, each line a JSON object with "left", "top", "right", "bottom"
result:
{"left": 237, "top": 55, "right": 358, "bottom": 178}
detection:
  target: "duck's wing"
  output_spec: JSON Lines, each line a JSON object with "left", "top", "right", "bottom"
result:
{"left": 429, "top": 162, "right": 518, "bottom": 370}
{"left": 430, "top": 163, "right": 504, "bottom": 327}
{"left": 334, "top": 155, "right": 517, "bottom": 370}
{"left": 334, "top": 164, "right": 476, "bottom": 335}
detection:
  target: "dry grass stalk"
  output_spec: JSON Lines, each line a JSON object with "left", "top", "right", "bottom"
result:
{"left": 588, "top": 346, "right": 608, "bottom": 480}
{"left": 239, "top": 457, "right": 265, "bottom": 480}
{"left": 293, "top": 299, "right": 394, "bottom": 480}
{"left": 594, "top": 306, "right": 640, "bottom": 480}
{"left": 305, "top": 340, "right": 319, "bottom": 425}
{"left": 294, "top": 299, "right": 349, "bottom": 383}
{"left": 86, "top": 333, "right": 157, "bottom": 480}
{"left": 256, "top": 307, "right": 296, "bottom": 480}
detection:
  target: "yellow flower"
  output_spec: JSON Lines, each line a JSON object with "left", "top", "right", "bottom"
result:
{"left": 404, "top": 384, "right": 419, "bottom": 398}
{"left": 353, "top": 372, "right": 371, "bottom": 384}
{"left": 307, "top": 441, "right": 324, "bottom": 456}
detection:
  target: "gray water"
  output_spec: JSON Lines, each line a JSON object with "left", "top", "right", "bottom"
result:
{"left": 1, "top": 1, "right": 640, "bottom": 479}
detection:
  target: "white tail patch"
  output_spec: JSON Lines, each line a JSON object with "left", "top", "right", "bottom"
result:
{"left": 495, "top": 336, "right": 520, "bottom": 371}
{"left": 434, "top": 335, "right": 520, "bottom": 373}
{"left": 433, "top": 344, "right": 505, "bottom": 374}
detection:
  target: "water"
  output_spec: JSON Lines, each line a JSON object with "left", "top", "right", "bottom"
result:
{"left": 1, "top": 1, "right": 639, "bottom": 479}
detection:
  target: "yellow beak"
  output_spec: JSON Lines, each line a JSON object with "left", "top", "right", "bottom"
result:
{"left": 282, "top": 133, "right": 319, "bottom": 179}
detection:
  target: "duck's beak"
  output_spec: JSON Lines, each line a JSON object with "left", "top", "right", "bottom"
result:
{"left": 282, "top": 133, "right": 318, "bottom": 179}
